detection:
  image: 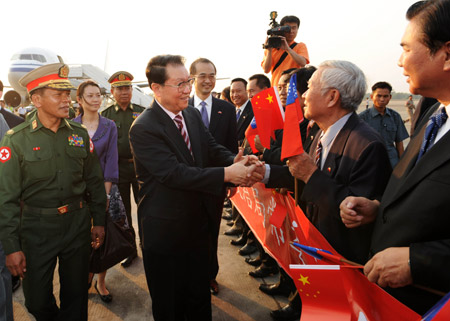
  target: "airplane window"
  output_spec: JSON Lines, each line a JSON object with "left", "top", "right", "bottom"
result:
{"left": 33, "top": 54, "right": 46, "bottom": 63}
{"left": 20, "top": 54, "right": 32, "bottom": 60}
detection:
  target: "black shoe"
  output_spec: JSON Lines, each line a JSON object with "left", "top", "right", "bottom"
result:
{"left": 270, "top": 304, "right": 301, "bottom": 321}
{"left": 259, "top": 283, "right": 292, "bottom": 297}
{"left": 222, "top": 212, "right": 233, "bottom": 220}
{"left": 245, "top": 257, "right": 262, "bottom": 266}
{"left": 94, "top": 281, "right": 112, "bottom": 303}
{"left": 238, "top": 243, "right": 257, "bottom": 256}
{"left": 11, "top": 276, "right": 21, "bottom": 293}
{"left": 224, "top": 226, "right": 243, "bottom": 236}
{"left": 230, "top": 234, "right": 247, "bottom": 246}
{"left": 121, "top": 252, "right": 137, "bottom": 268}
{"left": 226, "top": 221, "right": 234, "bottom": 226}
{"left": 249, "top": 265, "right": 279, "bottom": 278}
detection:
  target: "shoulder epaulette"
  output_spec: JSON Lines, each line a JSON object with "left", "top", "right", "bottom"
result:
{"left": 5, "top": 122, "right": 29, "bottom": 136}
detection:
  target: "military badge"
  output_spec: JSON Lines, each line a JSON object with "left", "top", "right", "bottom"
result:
{"left": 33, "top": 147, "right": 41, "bottom": 151}
{"left": 0, "top": 147, "right": 11, "bottom": 163}
{"left": 118, "top": 73, "right": 126, "bottom": 81}
{"left": 59, "top": 65, "right": 69, "bottom": 78}
{"left": 32, "top": 120, "right": 38, "bottom": 130}
{"left": 132, "top": 112, "right": 141, "bottom": 119}
{"left": 89, "top": 139, "right": 94, "bottom": 153}
{"left": 68, "top": 134, "right": 85, "bottom": 147}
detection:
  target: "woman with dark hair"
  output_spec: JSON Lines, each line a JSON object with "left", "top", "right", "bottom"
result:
{"left": 73, "top": 80, "right": 118, "bottom": 303}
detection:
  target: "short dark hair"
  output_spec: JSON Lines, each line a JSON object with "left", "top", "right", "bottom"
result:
{"left": 0, "top": 80, "right": 3, "bottom": 92}
{"left": 406, "top": 0, "right": 450, "bottom": 55}
{"left": 371, "top": 81, "right": 393, "bottom": 93}
{"left": 295, "top": 66, "right": 317, "bottom": 95}
{"left": 189, "top": 58, "right": 216, "bottom": 75}
{"left": 221, "top": 86, "right": 231, "bottom": 102}
{"left": 146, "top": 55, "right": 185, "bottom": 87}
{"left": 231, "top": 78, "right": 247, "bottom": 87}
{"left": 281, "top": 68, "right": 298, "bottom": 76}
{"left": 77, "top": 80, "right": 101, "bottom": 115}
{"left": 280, "top": 15, "right": 300, "bottom": 27}
{"left": 248, "top": 74, "right": 271, "bottom": 90}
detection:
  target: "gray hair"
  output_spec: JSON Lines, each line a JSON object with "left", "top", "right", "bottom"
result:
{"left": 318, "top": 60, "right": 367, "bottom": 112}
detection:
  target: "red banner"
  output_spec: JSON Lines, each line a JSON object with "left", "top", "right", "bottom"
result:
{"left": 230, "top": 184, "right": 420, "bottom": 320}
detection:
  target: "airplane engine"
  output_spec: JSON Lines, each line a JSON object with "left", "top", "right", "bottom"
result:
{"left": 4, "top": 90, "right": 29, "bottom": 107}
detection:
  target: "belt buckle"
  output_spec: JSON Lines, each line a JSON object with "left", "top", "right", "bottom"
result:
{"left": 57, "top": 205, "right": 69, "bottom": 215}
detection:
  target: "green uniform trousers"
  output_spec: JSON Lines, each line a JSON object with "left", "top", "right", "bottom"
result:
{"left": 21, "top": 206, "right": 91, "bottom": 321}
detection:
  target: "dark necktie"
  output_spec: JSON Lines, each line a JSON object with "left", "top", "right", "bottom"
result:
{"left": 315, "top": 140, "right": 323, "bottom": 168}
{"left": 236, "top": 109, "right": 241, "bottom": 121}
{"left": 174, "top": 115, "right": 192, "bottom": 154}
{"left": 416, "top": 107, "right": 448, "bottom": 162}
{"left": 200, "top": 101, "right": 209, "bottom": 128}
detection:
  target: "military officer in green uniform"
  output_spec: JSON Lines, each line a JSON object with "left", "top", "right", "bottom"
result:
{"left": 101, "top": 71, "right": 144, "bottom": 267}
{"left": 0, "top": 63, "right": 106, "bottom": 321}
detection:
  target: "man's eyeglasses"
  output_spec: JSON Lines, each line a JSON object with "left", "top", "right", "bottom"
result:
{"left": 195, "top": 74, "right": 216, "bottom": 81}
{"left": 163, "top": 78, "right": 195, "bottom": 92}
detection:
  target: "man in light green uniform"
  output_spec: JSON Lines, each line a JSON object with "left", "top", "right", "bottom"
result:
{"left": 101, "top": 71, "right": 144, "bottom": 267}
{"left": 0, "top": 63, "right": 106, "bottom": 321}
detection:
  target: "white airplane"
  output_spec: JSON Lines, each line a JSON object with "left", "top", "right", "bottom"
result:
{"left": 5, "top": 47, "right": 153, "bottom": 108}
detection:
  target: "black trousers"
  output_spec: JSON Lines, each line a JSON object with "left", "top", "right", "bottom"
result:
{"left": 118, "top": 179, "right": 139, "bottom": 248}
{"left": 143, "top": 248, "right": 212, "bottom": 321}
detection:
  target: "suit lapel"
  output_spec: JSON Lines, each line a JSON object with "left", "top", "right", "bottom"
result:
{"left": 209, "top": 98, "right": 221, "bottom": 134}
{"left": 153, "top": 102, "right": 195, "bottom": 165}
{"left": 321, "top": 113, "right": 358, "bottom": 176}
{"left": 183, "top": 108, "right": 202, "bottom": 166}
{"left": 237, "top": 102, "right": 252, "bottom": 133}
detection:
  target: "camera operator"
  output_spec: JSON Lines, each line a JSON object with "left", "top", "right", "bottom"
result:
{"left": 261, "top": 15, "right": 309, "bottom": 86}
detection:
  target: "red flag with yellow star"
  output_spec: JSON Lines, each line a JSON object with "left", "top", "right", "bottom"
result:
{"left": 250, "top": 87, "right": 284, "bottom": 149}
{"left": 290, "top": 264, "right": 420, "bottom": 321}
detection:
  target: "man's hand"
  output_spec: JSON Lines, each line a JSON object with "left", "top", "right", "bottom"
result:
{"left": 6, "top": 251, "right": 26, "bottom": 278}
{"left": 279, "top": 36, "right": 289, "bottom": 51}
{"left": 287, "top": 153, "right": 317, "bottom": 183}
{"left": 364, "top": 247, "right": 412, "bottom": 288}
{"left": 225, "top": 157, "right": 264, "bottom": 186}
{"left": 254, "top": 135, "right": 264, "bottom": 153}
{"left": 91, "top": 226, "right": 105, "bottom": 249}
{"left": 340, "top": 197, "right": 380, "bottom": 228}
{"left": 234, "top": 147, "right": 261, "bottom": 165}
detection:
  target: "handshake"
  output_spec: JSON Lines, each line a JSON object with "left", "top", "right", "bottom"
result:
{"left": 224, "top": 148, "right": 266, "bottom": 187}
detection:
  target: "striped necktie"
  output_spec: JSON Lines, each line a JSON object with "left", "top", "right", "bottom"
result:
{"left": 174, "top": 114, "right": 192, "bottom": 154}
{"left": 315, "top": 140, "right": 323, "bottom": 168}
{"left": 416, "top": 107, "right": 448, "bottom": 162}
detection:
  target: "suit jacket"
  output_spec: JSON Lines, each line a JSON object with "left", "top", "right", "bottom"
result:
{"left": 371, "top": 103, "right": 450, "bottom": 313}
{"left": 188, "top": 96, "right": 238, "bottom": 153}
{"left": 268, "top": 112, "right": 392, "bottom": 263}
{"left": 129, "top": 101, "right": 235, "bottom": 253}
{"left": 236, "top": 101, "right": 254, "bottom": 145}
{"left": 0, "top": 107, "right": 24, "bottom": 129}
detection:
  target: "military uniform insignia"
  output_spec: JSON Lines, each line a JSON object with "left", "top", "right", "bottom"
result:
{"left": 0, "top": 147, "right": 11, "bottom": 163}
{"left": 6, "top": 129, "right": 14, "bottom": 135}
{"left": 32, "top": 120, "right": 38, "bottom": 130}
{"left": 118, "top": 73, "right": 126, "bottom": 81}
{"left": 68, "top": 134, "right": 85, "bottom": 147}
{"left": 33, "top": 147, "right": 41, "bottom": 151}
{"left": 59, "top": 65, "right": 69, "bottom": 78}
{"left": 132, "top": 112, "right": 141, "bottom": 119}
{"left": 89, "top": 139, "right": 94, "bottom": 153}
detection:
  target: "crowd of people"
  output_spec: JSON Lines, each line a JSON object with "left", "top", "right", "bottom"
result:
{"left": 0, "top": 0, "right": 450, "bottom": 320}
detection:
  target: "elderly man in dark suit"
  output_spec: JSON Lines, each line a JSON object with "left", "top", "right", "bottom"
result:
{"left": 129, "top": 55, "right": 262, "bottom": 321}
{"left": 188, "top": 58, "right": 238, "bottom": 294}
{"left": 340, "top": 0, "right": 450, "bottom": 314}
{"left": 265, "top": 60, "right": 392, "bottom": 265}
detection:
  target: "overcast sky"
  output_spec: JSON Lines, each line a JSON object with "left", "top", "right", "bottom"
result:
{"left": 1, "top": 0, "right": 416, "bottom": 93}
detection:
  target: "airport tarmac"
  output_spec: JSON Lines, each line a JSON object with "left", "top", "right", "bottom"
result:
{"left": 11, "top": 202, "right": 288, "bottom": 321}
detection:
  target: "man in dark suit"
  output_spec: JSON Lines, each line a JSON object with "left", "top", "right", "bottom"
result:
{"left": 0, "top": 81, "right": 24, "bottom": 129}
{"left": 340, "top": 0, "right": 450, "bottom": 314}
{"left": 265, "top": 60, "right": 392, "bottom": 265}
{"left": 129, "top": 55, "right": 262, "bottom": 321}
{"left": 231, "top": 78, "right": 253, "bottom": 145}
{"left": 188, "top": 58, "right": 238, "bottom": 294}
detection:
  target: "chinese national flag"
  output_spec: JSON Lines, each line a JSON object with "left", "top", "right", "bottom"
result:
{"left": 245, "top": 118, "right": 259, "bottom": 154}
{"left": 422, "top": 292, "right": 450, "bottom": 321}
{"left": 281, "top": 73, "right": 304, "bottom": 160}
{"left": 290, "top": 264, "right": 420, "bottom": 321}
{"left": 251, "top": 87, "right": 284, "bottom": 149}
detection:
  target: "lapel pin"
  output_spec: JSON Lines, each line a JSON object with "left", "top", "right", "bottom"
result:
{"left": 327, "top": 167, "right": 331, "bottom": 172}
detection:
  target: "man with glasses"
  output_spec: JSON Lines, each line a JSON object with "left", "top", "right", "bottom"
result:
{"left": 130, "top": 55, "right": 263, "bottom": 320}
{"left": 101, "top": 71, "right": 145, "bottom": 267}
{"left": 188, "top": 58, "right": 238, "bottom": 295}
